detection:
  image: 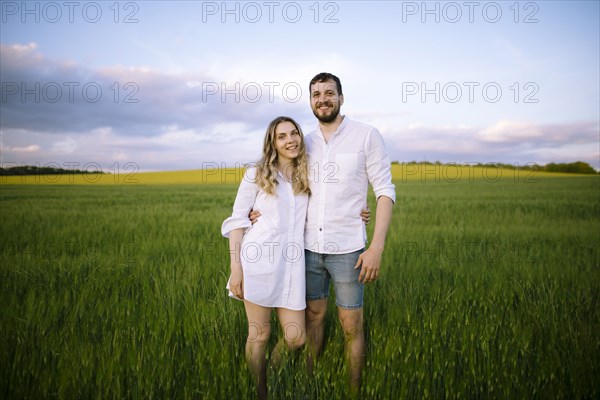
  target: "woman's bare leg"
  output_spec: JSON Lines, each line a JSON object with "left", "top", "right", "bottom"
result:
{"left": 271, "top": 308, "right": 306, "bottom": 367}
{"left": 244, "top": 300, "right": 272, "bottom": 400}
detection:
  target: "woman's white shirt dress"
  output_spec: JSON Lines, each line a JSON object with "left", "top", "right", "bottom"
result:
{"left": 221, "top": 167, "right": 308, "bottom": 310}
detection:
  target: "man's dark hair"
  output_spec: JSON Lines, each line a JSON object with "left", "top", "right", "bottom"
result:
{"left": 309, "top": 72, "right": 343, "bottom": 96}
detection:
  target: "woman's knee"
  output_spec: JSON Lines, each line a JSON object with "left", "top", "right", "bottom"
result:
{"left": 284, "top": 336, "right": 305, "bottom": 351}
{"left": 282, "top": 322, "right": 306, "bottom": 350}
{"left": 247, "top": 322, "right": 271, "bottom": 345}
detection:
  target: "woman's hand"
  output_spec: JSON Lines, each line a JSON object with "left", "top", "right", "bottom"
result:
{"left": 229, "top": 264, "right": 244, "bottom": 299}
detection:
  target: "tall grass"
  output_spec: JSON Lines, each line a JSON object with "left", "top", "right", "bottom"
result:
{"left": 1, "top": 176, "right": 598, "bottom": 398}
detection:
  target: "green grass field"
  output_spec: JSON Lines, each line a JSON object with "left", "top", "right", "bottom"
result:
{"left": 1, "top": 173, "right": 599, "bottom": 399}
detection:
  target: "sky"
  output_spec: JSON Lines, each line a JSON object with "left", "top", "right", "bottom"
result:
{"left": 1, "top": 0, "right": 599, "bottom": 172}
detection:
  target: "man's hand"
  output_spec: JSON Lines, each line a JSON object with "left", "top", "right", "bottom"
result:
{"left": 249, "top": 210, "right": 261, "bottom": 225}
{"left": 355, "top": 247, "right": 383, "bottom": 283}
{"left": 360, "top": 208, "right": 371, "bottom": 225}
{"left": 356, "top": 196, "right": 393, "bottom": 283}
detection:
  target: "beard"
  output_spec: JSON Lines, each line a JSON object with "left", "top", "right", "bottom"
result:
{"left": 312, "top": 101, "right": 340, "bottom": 123}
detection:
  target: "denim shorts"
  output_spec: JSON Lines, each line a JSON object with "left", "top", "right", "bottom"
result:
{"left": 305, "top": 248, "right": 365, "bottom": 309}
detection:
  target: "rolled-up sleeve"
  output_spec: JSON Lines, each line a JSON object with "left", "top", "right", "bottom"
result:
{"left": 366, "top": 129, "right": 396, "bottom": 203}
{"left": 221, "top": 168, "right": 260, "bottom": 238}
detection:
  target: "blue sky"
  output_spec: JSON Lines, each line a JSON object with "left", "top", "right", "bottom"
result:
{"left": 1, "top": 0, "right": 599, "bottom": 171}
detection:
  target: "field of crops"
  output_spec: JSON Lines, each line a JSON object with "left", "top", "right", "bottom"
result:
{"left": 1, "top": 171, "right": 599, "bottom": 399}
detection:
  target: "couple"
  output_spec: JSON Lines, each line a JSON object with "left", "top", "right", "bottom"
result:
{"left": 221, "top": 72, "right": 396, "bottom": 398}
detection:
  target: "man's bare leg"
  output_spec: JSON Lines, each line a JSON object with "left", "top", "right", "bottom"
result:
{"left": 338, "top": 307, "right": 365, "bottom": 395}
{"left": 305, "top": 298, "right": 328, "bottom": 375}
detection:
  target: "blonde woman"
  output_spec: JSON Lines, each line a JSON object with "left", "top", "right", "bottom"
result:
{"left": 221, "top": 116, "right": 311, "bottom": 399}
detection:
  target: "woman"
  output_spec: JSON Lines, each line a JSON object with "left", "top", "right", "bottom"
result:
{"left": 221, "top": 116, "right": 310, "bottom": 399}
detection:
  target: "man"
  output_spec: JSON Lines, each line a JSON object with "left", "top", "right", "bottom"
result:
{"left": 250, "top": 72, "right": 395, "bottom": 393}
{"left": 304, "top": 72, "right": 395, "bottom": 393}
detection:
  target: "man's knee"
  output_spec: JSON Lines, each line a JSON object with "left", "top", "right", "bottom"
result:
{"left": 338, "top": 308, "right": 364, "bottom": 340}
{"left": 306, "top": 299, "right": 327, "bottom": 326}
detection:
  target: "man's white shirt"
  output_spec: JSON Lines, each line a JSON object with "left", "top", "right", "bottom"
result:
{"left": 304, "top": 116, "right": 396, "bottom": 254}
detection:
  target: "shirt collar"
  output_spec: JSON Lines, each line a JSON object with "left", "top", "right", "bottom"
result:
{"left": 316, "top": 115, "right": 349, "bottom": 140}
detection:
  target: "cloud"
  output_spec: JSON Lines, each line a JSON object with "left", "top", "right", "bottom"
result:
{"left": 0, "top": 42, "right": 309, "bottom": 135}
{"left": 478, "top": 121, "right": 543, "bottom": 143}
{"left": 1, "top": 43, "right": 598, "bottom": 171}
{"left": 477, "top": 120, "right": 598, "bottom": 145}
{"left": 51, "top": 138, "right": 77, "bottom": 154}
{"left": 3, "top": 144, "right": 40, "bottom": 153}
{"left": 0, "top": 42, "right": 310, "bottom": 170}
{"left": 385, "top": 120, "right": 599, "bottom": 168}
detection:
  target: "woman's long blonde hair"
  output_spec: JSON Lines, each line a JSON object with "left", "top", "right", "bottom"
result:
{"left": 254, "top": 116, "right": 311, "bottom": 196}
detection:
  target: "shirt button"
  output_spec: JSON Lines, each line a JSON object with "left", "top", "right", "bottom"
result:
{"left": 319, "top": 228, "right": 322, "bottom": 231}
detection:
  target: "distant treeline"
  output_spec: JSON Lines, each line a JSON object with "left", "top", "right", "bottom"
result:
{"left": 393, "top": 161, "right": 598, "bottom": 174}
{"left": 2, "top": 162, "right": 597, "bottom": 176}
{"left": 0, "top": 165, "right": 105, "bottom": 176}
